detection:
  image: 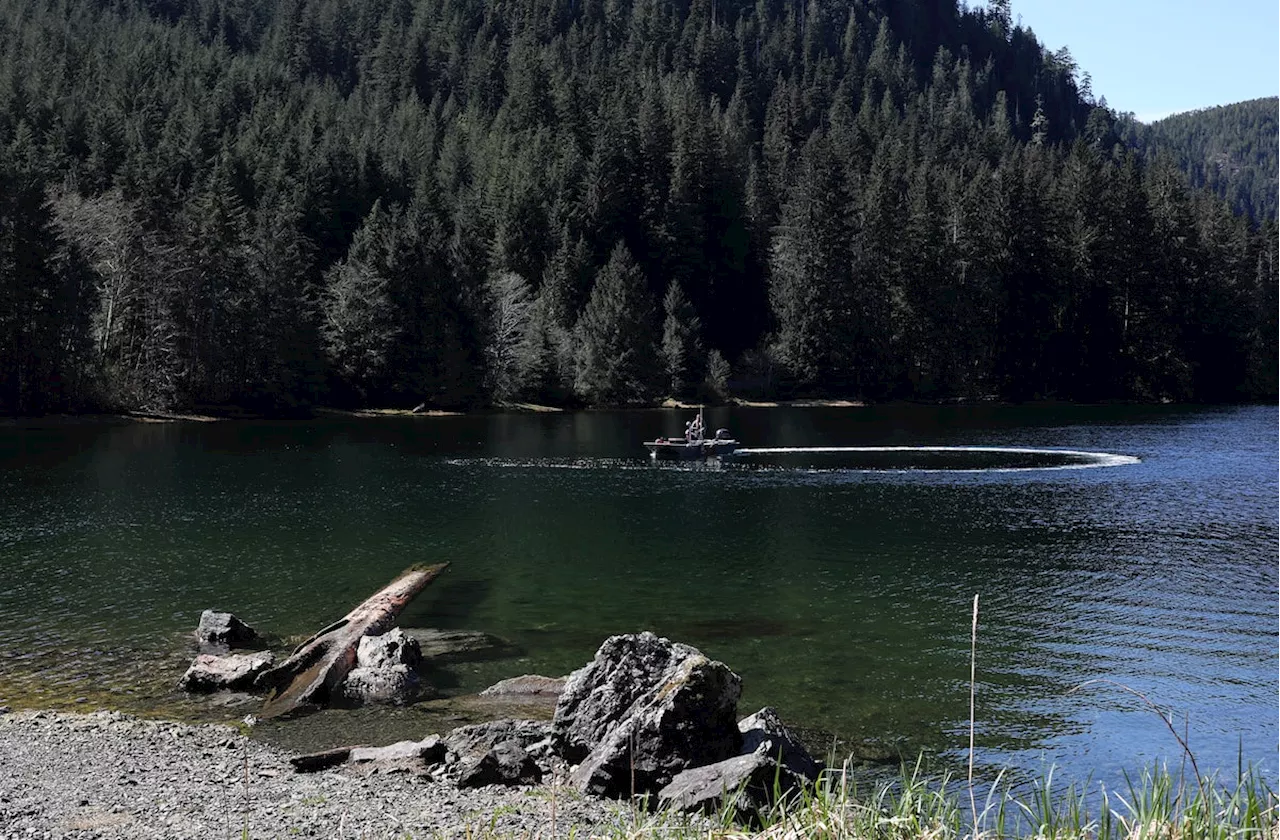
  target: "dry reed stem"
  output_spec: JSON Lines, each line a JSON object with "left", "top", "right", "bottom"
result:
{"left": 969, "top": 593, "right": 980, "bottom": 835}
{"left": 1067, "top": 678, "right": 1207, "bottom": 805}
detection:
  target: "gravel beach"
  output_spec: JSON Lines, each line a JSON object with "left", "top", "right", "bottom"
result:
{"left": 0, "top": 710, "right": 632, "bottom": 839}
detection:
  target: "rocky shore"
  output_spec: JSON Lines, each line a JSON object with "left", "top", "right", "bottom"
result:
{"left": 0, "top": 709, "right": 629, "bottom": 839}
{"left": 4, "top": 630, "right": 826, "bottom": 839}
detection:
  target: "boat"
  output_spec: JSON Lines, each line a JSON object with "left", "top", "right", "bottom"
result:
{"left": 644, "top": 409, "right": 740, "bottom": 461}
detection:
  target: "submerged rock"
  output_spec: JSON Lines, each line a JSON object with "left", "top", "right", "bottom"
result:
{"left": 179, "top": 651, "right": 274, "bottom": 693}
{"left": 554, "top": 632, "right": 742, "bottom": 798}
{"left": 402, "top": 628, "right": 521, "bottom": 662}
{"left": 194, "top": 610, "right": 258, "bottom": 653}
{"left": 479, "top": 675, "right": 566, "bottom": 703}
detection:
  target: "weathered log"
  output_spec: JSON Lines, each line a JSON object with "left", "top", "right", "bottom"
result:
{"left": 255, "top": 563, "right": 449, "bottom": 718}
{"left": 290, "top": 746, "right": 358, "bottom": 773}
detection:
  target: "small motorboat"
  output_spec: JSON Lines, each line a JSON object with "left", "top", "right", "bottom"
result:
{"left": 644, "top": 410, "right": 739, "bottom": 460}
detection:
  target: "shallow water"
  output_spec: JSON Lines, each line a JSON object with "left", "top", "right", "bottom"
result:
{"left": 0, "top": 404, "right": 1274, "bottom": 787}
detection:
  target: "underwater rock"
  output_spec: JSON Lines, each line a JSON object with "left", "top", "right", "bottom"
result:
{"left": 478, "top": 675, "right": 565, "bottom": 703}
{"left": 554, "top": 632, "right": 742, "bottom": 798}
{"left": 401, "top": 628, "right": 521, "bottom": 662}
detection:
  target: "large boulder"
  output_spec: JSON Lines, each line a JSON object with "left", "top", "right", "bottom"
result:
{"left": 179, "top": 650, "right": 274, "bottom": 693}
{"left": 554, "top": 632, "right": 742, "bottom": 798}
{"left": 444, "top": 719, "right": 549, "bottom": 788}
{"left": 194, "top": 610, "right": 258, "bottom": 653}
{"left": 737, "top": 707, "right": 822, "bottom": 783}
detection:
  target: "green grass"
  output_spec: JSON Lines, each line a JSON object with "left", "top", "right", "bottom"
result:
{"left": 561, "top": 758, "right": 1277, "bottom": 840}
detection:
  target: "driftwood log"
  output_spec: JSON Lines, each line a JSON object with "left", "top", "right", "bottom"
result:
{"left": 256, "top": 563, "right": 449, "bottom": 718}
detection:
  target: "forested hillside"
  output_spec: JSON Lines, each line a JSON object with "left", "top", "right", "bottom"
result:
{"left": 1134, "top": 98, "right": 1279, "bottom": 224}
{"left": 0, "top": 0, "right": 1274, "bottom": 414}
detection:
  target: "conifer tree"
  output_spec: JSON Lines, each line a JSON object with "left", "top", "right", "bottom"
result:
{"left": 660, "top": 280, "right": 705, "bottom": 398}
{"left": 768, "top": 131, "right": 855, "bottom": 391}
{"left": 319, "top": 201, "right": 402, "bottom": 402}
{"left": 574, "top": 242, "right": 660, "bottom": 404}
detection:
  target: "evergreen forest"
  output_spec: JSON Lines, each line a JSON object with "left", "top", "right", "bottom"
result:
{"left": 1134, "top": 97, "right": 1278, "bottom": 225}
{"left": 0, "top": 0, "right": 1275, "bottom": 415}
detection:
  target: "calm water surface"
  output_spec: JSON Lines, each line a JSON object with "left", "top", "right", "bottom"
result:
{"left": 0, "top": 404, "right": 1275, "bottom": 787}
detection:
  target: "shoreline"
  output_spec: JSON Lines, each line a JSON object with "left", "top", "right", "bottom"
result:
{"left": 0, "top": 708, "right": 627, "bottom": 839}
{"left": 0, "top": 397, "right": 1196, "bottom": 428}
{"left": 5, "top": 708, "right": 1273, "bottom": 840}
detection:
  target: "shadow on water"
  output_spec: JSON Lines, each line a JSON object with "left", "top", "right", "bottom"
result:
{"left": 668, "top": 615, "right": 810, "bottom": 641}
{"left": 404, "top": 577, "right": 494, "bottom": 628}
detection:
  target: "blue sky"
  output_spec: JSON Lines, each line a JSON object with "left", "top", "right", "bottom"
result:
{"left": 981, "top": 0, "right": 1279, "bottom": 122}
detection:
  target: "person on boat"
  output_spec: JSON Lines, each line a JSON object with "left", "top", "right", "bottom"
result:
{"left": 684, "top": 419, "right": 694, "bottom": 442}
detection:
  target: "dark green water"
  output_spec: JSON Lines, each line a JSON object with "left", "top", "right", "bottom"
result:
{"left": 0, "top": 404, "right": 1275, "bottom": 788}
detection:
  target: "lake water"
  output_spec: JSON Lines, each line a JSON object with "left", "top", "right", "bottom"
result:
{"left": 0, "top": 404, "right": 1275, "bottom": 789}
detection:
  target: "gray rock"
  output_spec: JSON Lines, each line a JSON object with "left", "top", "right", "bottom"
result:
{"left": 356, "top": 628, "right": 422, "bottom": 670}
{"left": 194, "top": 610, "right": 258, "bottom": 653}
{"left": 178, "top": 651, "right": 274, "bottom": 693}
{"left": 738, "top": 707, "right": 822, "bottom": 783}
{"left": 338, "top": 629, "right": 431, "bottom": 705}
{"left": 553, "top": 632, "right": 700, "bottom": 761}
{"left": 657, "top": 747, "right": 806, "bottom": 823}
{"left": 479, "top": 675, "right": 566, "bottom": 702}
{"left": 290, "top": 736, "right": 446, "bottom": 775}
{"left": 340, "top": 664, "right": 428, "bottom": 706}
{"left": 556, "top": 633, "right": 742, "bottom": 798}
{"left": 445, "top": 719, "right": 549, "bottom": 788}
{"left": 349, "top": 735, "right": 446, "bottom": 775}
{"left": 402, "top": 628, "right": 521, "bottom": 661}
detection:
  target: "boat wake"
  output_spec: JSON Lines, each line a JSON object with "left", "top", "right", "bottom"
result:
{"left": 444, "top": 447, "right": 1140, "bottom": 473}
{"left": 732, "top": 445, "right": 1140, "bottom": 472}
